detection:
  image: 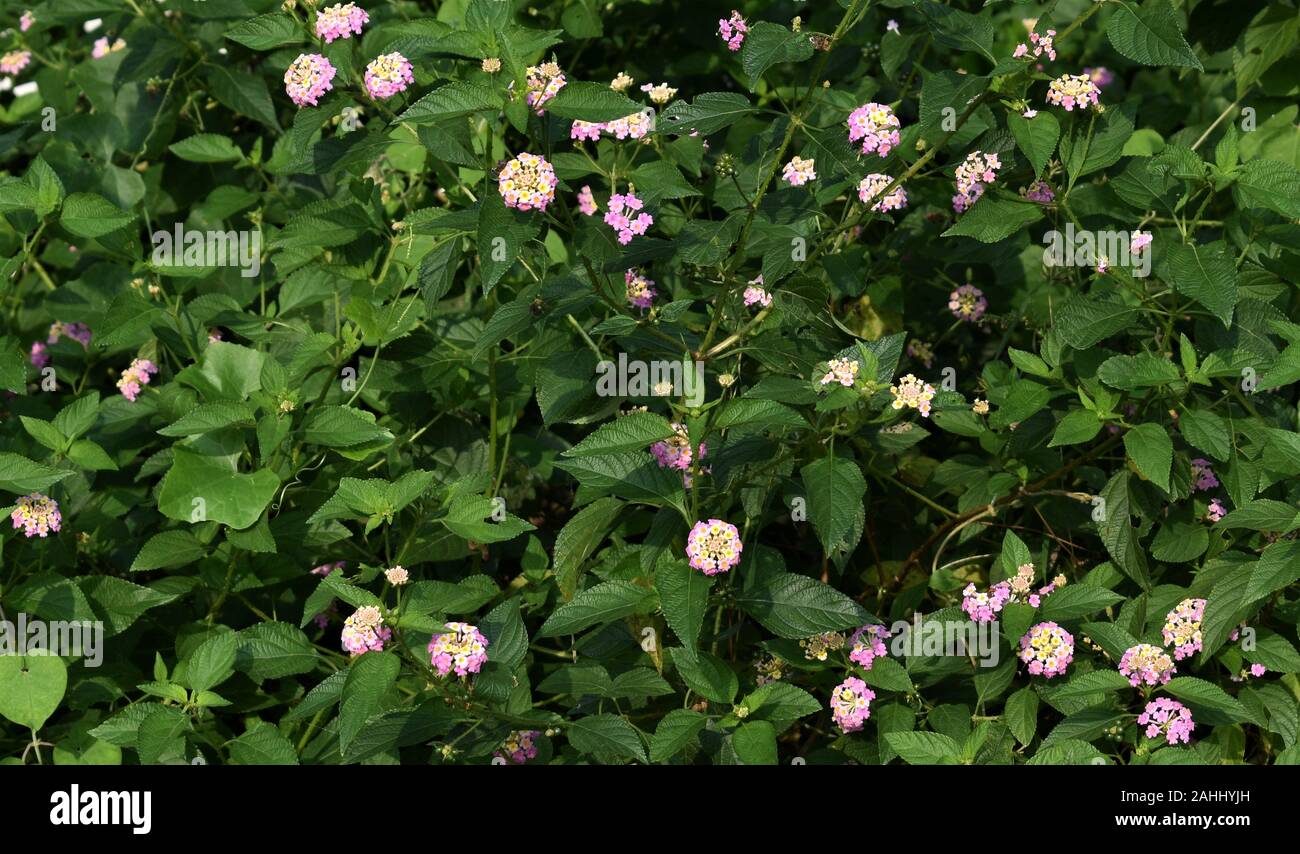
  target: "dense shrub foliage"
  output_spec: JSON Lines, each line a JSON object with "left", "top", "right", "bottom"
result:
{"left": 1, "top": 0, "right": 1299, "bottom": 766}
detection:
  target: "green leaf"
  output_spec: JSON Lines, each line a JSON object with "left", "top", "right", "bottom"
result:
{"left": 732, "top": 720, "right": 779, "bottom": 765}
{"left": 552, "top": 497, "right": 624, "bottom": 599}
{"left": 224, "top": 13, "right": 303, "bottom": 51}
{"left": 1163, "top": 677, "right": 1256, "bottom": 724}
{"left": 655, "top": 558, "right": 714, "bottom": 650}
{"left": 943, "top": 195, "right": 1044, "bottom": 243}
{"left": 228, "top": 724, "right": 300, "bottom": 765}
{"left": 668, "top": 646, "right": 738, "bottom": 703}
{"left": 0, "top": 452, "right": 76, "bottom": 494}
{"left": 302, "top": 405, "right": 393, "bottom": 448}
{"left": 1180, "top": 410, "right": 1231, "bottom": 462}
{"left": 1052, "top": 669, "right": 1133, "bottom": 699}
{"left": 742, "top": 681, "right": 822, "bottom": 727}
{"left": 1040, "top": 585, "right": 1126, "bottom": 621}
{"left": 1106, "top": 0, "right": 1203, "bottom": 70}
{"left": 1124, "top": 423, "right": 1173, "bottom": 491}
{"left": 568, "top": 714, "right": 647, "bottom": 763}
{"left": 1234, "top": 158, "right": 1300, "bottom": 219}
{"left": 398, "top": 81, "right": 502, "bottom": 124}
{"left": 862, "top": 657, "right": 914, "bottom": 694}
{"left": 1049, "top": 409, "right": 1102, "bottom": 447}
{"left": 650, "top": 709, "right": 706, "bottom": 762}
{"left": 157, "top": 446, "right": 280, "bottom": 530}
{"left": 884, "top": 731, "right": 963, "bottom": 765}
{"left": 801, "top": 453, "right": 866, "bottom": 554}
{"left": 1007, "top": 111, "right": 1060, "bottom": 178}
{"left": 537, "top": 580, "right": 657, "bottom": 637}
{"left": 1098, "top": 353, "right": 1181, "bottom": 389}
{"left": 60, "top": 192, "right": 136, "bottom": 238}
{"left": 915, "top": 0, "right": 996, "bottom": 64}
{"left": 735, "top": 572, "right": 870, "bottom": 638}
{"left": 1005, "top": 687, "right": 1038, "bottom": 746}
{"left": 1164, "top": 242, "right": 1237, "bottom": 327}
{"left": 562, "top": 411, "right": 677, "bottom": 457}
{"left": 659, "top": 92, "right": 755, "bottom": 136}
{"left": 157, "top": 402, "right": 256, "bottom": 437}
{"left": 0, "top": 654, "right": 67, "bottom": 730}
{"left": 169, "top": 133, "right": 244, "bottom": 164}
{"left": 740, "top": 22, "right": 814, "bottom": 90}
{"left": 339, "top": 651, "right": 400, "bottom": 753}
{"left": 185, "top": 632, "right": 238, "bottom": 693}
{"left": 131, "top": 530, "right": 207, "bottom": 571}
{"left": 546, "top": 81, "right": 642, "bottom": 122}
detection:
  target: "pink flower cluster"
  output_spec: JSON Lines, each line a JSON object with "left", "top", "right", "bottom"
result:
{"left": 1022, "top": 180, "right": 1055, "bottom": 204}
{"left": 495, "top": 730, "right": 541, "bottom": 764}
{"left": 92, "top": 37, "right": 125, "bottom": 59}
{"left": 315, "top": 2, "right": 369, "bottom": 43}
{"left": 117, "top": 358, "right": 157, "bottom": 402}
{"left": 1130, "top": 230, "right": 1153, "bottom": 255}
{"left": 11, "top": 493, "right": 61, "bottom": 538}
{"left": 20, "top": 11, "right": 34, "bottom": 32}
{"left": 498, "top": 152, "right": 558, "bottom": 211}
{"left": 685, "top": 518, "right": 743, "bottom": 575}
{"left": 284, "top": 53, "right": 336, "bottom": 107}
{"left": 364, "top": 52, "right": 414, "bottom": 100}
{"left": 1161, "top": 598, "right": 1205, "bottom": 661}
{"left": 819, "top": 358, "right": 859, "bottom": 387}
{"left": 1, "top": 50, "right": 32, "bottom": 76}
{"left": 573, "top": 113, "right": 653, "bottom": 142}
{"left": 847, "top": 103, "right": 901, "bottom": 158}
{"left": 1139, "top": 698, "right": 1194, "bottom": 746}
{"left": 830, "top": 676, "right": 875, "bottom": 733}
{"left": 718, "top": 11, "right": 748, "bottom": 52}
{"left": 1119, "top": 643, "right": 1176, "bottom": 687}
{"left": 604, "top": 192, "right": 652, "bottom": 244}
{"left": 341, "top": 606, "right": 391, "bottom": 656}
{"left": 782, "top": 156, "right": 816, "bottom": 186}
{"left": 953, "top": 151, "right": 1001, "bottom": 213}
{"left": 577, "top": 185, "right": 598, "bottom": 215}
{"left": 949, "top": 284, "right": 987, "bottom": 322}
{"left": 857, "top": 173, "right": 906, "bottom": 212}
{"left": 651, "top": 422, "right": 703, "bottom": 471}
{"left": 961, "top": 582, "right": 1011, "bottom": 622}
{"left": 1207, "top": 498, "right": 1226, "bottom": 522}
{"left": 1046, "top": 73, "right": 1101, "bottom": 112}
{"left": 1085, "top": 67, "right": 1115, "bottom": 88}
{"left": 524, "top": 63, "right": 566, "bottom": 114}
{"left": 428, "top": 621, "right": 490, "bottom": 676}
{"left": 1019, "top": 621, "right": 1074, "bottom": 678}
{"left": 1013, "top": 29, "right": 1056, "bottom": 62}
{"left": 571, "top": 120, "right": 603, "bottom": 142}
{"left": 1190, "top": 458, "right": 1218, "bottom": 492}
{"left": 890, "top": 373, "right": 936, "bottom": 417}
{"left": 849, "top": 624, "right": 892, "bottom": 670}
{"left": 625, "top": 268, "right": 657, "bottom": 309}
{"left": 49, "top": 321, "right": 92, "bottom": 347}
{"left": 743, "top": 275, "right": 772, "bottom": 307}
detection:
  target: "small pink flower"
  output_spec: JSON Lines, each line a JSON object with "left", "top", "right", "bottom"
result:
{"left": 495, "top": 730, "right": 541, "bottom": 764}
{"left": 1022, "top": 180, "right": 1054, "bottom": 203}
{"left": 48, "top": 321, "right": 92, "bottom": 348}
{"left": 743, "top": 274, "right": 772, "bottom": 307}
{"left": 341, "top": 606, "right": 391, "bottom": 656}
{"left": 1162, "top": 598, "right": 1205, "bottom": 660}
{"left": 1207, "top": 498, "right": 1226, "bottom": 523}
{"left": 20, "top": 11, "right": 34, "bottom": 32}
{"left": 428, "top": 621, "right": 489, "bottom": 676}
{"left": 1119, "top": 643, "right": 1176, "bottom": 687}
{"left": 849, "top": 624, "right": 892, "bottom": 670}
{"left": 949, "top": 284, "right": 987, "bottom": 322}
{"left": 364, "top": 52, "right": 414, "bottom": 100}
{"left": 310, "top": 560, "right": 346, "bottom": 577}
{"left": 830, "top": 676, "right": 874, "bottom": 732}
{"left": 284, "top": 53, "right": 336, "bottom": 107}
{"left": 29, "top": 341, "right": 48, "bottom": 368}
{"left": 1046, "top": 73, "right": 1101, "bottom": 112}
{"left": 625, "top": 268, "right": 656, "bottom": 309}
{"left": 116, "top": 358, "right": 158, "bottom": 402}
{"left": 685, "top": 519, "right": 743, "bottom": 575}
{"left": 315, "top": 2, "right": 369, "bottom": 44}
{"left": 651, "top": 422, "right": 704, "bottom": 472}
{"left": 857, "top": 173, "right": 906, "bottom": 212}
{"left": 523, "top": 62, "right": 566, "bottom": 114}
{"left": 1139, "top": 698, "right": 1194, "bottom": 745}
{"left": 1019, "top": 621, "right": 1074, "bottom": 678}
{"left": 604, "top": 192, "right": 652, "bottom": 244}
{"left": 1130, "top": 230, "right": 1153, "bottom": 255}
{"left": 11, "top": 493, "right": 61, "bottom": 538}
{"left": 498, "top": 152, "right": 558, "bottom": 211}
{"left": 577, "top": 185, "right": 598, "bottom": 216}
{"left": 571, "top": 120, "right": 604, "bottom": 142}
{"left": 846, "top": 102, "right": 901, "bottom": 158}
{"left": 782, "top": 156, "right": 816, "bottom": 186}
{"left": 1, "top": 50, "right": 32, "bottom": 76}
{"left": 952, "top": 151, "right": 1001, "bottom": 213}
{"left": 718, "top": 11, "right": 748, "bottom": 52}
{"left": 1191, "top": 458, "right": 1219, "bottom": 492}
{"left": 92, "top": 37, "right": 125, "bottom": 59}
{"left": 1085, "top": 66, "right": 1115, "bottom": 88}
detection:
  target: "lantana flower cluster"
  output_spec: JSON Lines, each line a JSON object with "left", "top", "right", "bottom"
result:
{"left": 819, "top": 358, "right": 860, "bottom": 388}
{"left": 428, "top": 622, "right": 490, "bottom": 676}
{"left": 685, "top": 518, "right": 743, "bottom": 575}
{"left": 364, "top": 52, "right": 414, "bottom": 100}
{"left": 1046, "top": 73, "right": 1102, "bottom": 111}
{"left": 1018, "top": 621, "right": 1074, "bottom": 678}
{"left": 117, "top": 358, "right": 158, "bottom": 402}
{"left": 744, "top": 275, "right": 772, "bottom": 307}
{"left": 1191, "top": 458, "right": 1219, "bottom": 492}
{"left": 498, "top": 152, "right": 558, "bottom": 211}
{"left": 1, "top": 50, "right": 32, "bottom": 76}
{"left": 848, "top": 624, "right": 892, "bottom": 670}
{"left": 718, "top": 11, "right": 748, "bottom": 52}
{"left": 11, "top": 493, "right": 61, "bottom": 538}
{"left": 1119, "top": 643, "right": 1176, "bottom": 687}
{"left": 1139, "top": 698, "right": 1195, "bottom": 746}
{"left": 651, "top": 422, "right": 703, "bottom": 471}
{"left": 341, "top": 606, "right": 391, "bottom": 656}
{"left": 890, "top": 373, "right": 936, "bottom": 417}
{"left": 830, "top": 676, "right": 875, "bottom": 733}
{"left": 1013, "top": 29, "right": 1056, "bottom": 61}
{"left": 284, "top": 53, "right": 336, "bottom": 107}
{"left": 624, "top": 268, "right": 657, "bottom": 309}
{"left": 315, "top": 2, "right": 369, "bottom": 43}
{"left": 782, "top": 156, "right": 817, "bottom": 186}
{"left": 495, "top": 730, "right": 541, "bottom": 764}
{"left": 92, "top": 38, "right": 126, "bottom": 59}
{"left": 524, "top": 62, "right": 566, "bottom": 113}
{"left": 604, "top": 192, "right": 653, "bottom": 244}
{"left": 1161, "top": 598, "right": 1205, "bottom": 661}
{"left": 948, "top": 284, "right": 987, "bottom": 322}
{"left": 857, "top": 173, "right": 907, "bottom": 212}
{"left": 847, "top": 103, "right": 901, "bottom": 157}
{"left": 952, "top": 151, "right": 1001, "bottom": 213}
